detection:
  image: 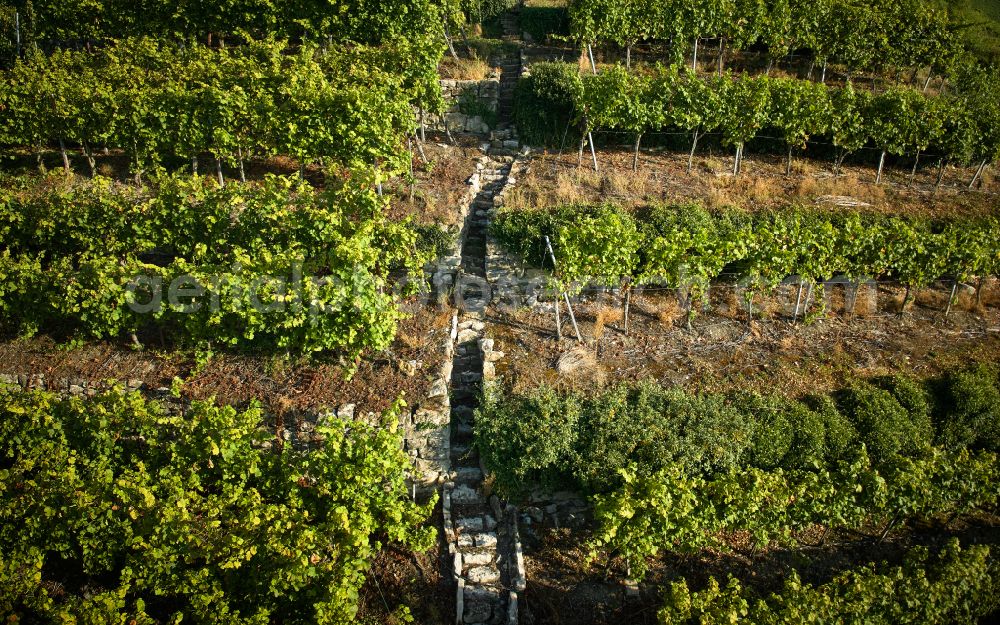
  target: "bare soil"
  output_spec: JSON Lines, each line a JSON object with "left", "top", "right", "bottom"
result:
{"left": 357, "top": 501, "right": 453, "bottom": 625}
{"left": 522, "top": 513, "right": 1000, "bottom": 625}
{"left": 508, "top": 146, "right": 998, "bottom": 219}
{"left": 0, "top": 300, "right": 456, "bottom": 417}
{"left": 489, "top": 279, "right": 1000, "bottom": 400}
{"left": 1, "top": 132, "right": 483, "bottom": 230}
{"left": 385, "top": 134, "right": 486, "bottom": 228}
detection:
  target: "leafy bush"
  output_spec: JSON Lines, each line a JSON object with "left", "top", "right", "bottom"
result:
{"left": 572, "top": 384, "right": 750, "bottom": 492}
{"left": 513, "top": 62, "right": 583, "bottom": 147}
{"left": 672, "top": 392, "right": 752, "bottom": 476}
{"left": 475, "top": 386, "right": 581, "bottom": 495}
{"left": 784, "top": 400, "right": 828, "bottom": 468}
{"left": 572, "top": 384, "right": 671, "bottom": 491}
{"left": 840, "top": 382, "right": 930, "bottom": 464}
{"left": 882, "top": 375, "right": 935, "bottom": 445}
{"left": 476, "top": 367, "right": 997, "bottom": 498}
{"left": 0, "top": 388, "right": 434, "bottom": 624}
{"left": 520, "top": 7, "right": 569, "bottom": 43}
{"left": 741, "top": 393, "right": 794, "bottom": 469}
{"left": 413, "top": 222, "right": 457, "bottom": 259}
{"left": 939, "top": 364, "right": 1000, "bottom": 452}
{"left": 806, "top": 394, "right": 858, "bottom": 461}
{"left": 463, "top": 0, "right": 517, "bottom": 24}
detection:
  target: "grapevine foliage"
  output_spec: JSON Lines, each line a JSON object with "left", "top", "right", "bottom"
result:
{"left": 492, "top": 204, "right": 1000, "bottom": 301}
{"left": 0, "top": 39, "right": 434, "bottom": 177}
{"left": 658, "top": 540, "right": 999, "bottom": 625}
{"left": 514, "top": 63, "right": 1000, "bottom": 173}
{"left": 0, "top": 387, "right": 436, "bottom": 623}
{"left": 0, "top": 174, "right": 429, "bottom": 357}
{"left": 569, "top": 0, "right": 960, "bottom": 75}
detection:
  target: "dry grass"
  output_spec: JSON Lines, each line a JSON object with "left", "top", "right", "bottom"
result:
{"left": 916, "top": 288, "right": 949, "bottom": 310}
{"left": 757, "top": 292, "right": 786, "bottom": 319}
{"left": 981, "top": 279, "right": 1000, "bottom": 308}
{"left": 592, "top": 306, "right": 623, "bottom": 340}
{"left": 555, "top": 346, "right": 606, "bottom": 388}
{"left": 952, "top": 287, "right": 980, "bottom": 313}
{"left": 714, "top": 288, "right": 743, "bottom": 320}
{"left": 853, "top": 285, "right": 878, "bottom": 317}
{"left": 656, "top": 299, "right": 682, "bottom": 326}
{"left": 980, "top": 167, "right": 995, "bottom": 188}
{"left": 438, "top": 57, "right": 491, "bottom": 80}
{"left": 889, "top": 291, "right": 909, "bottom": 314}
{"left": 511, "top": 148, "right": 995, "bottom": 219}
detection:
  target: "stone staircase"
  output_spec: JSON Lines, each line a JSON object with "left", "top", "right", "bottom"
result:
{"left": 497, "top": 53, "right": 521, "bottom": 126}
{"left": 443, "top": 154, "right": 523, "bottom": 625}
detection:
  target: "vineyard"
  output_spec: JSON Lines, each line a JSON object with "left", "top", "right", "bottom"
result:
{"left": 492, "top": 203, "right": 1000, "bottom": 324}
{"left": 1, "top": 0, "right": 999, "bottom": 622}
{"left": 515, "top": 62, "right": 1000, "bottom": 183}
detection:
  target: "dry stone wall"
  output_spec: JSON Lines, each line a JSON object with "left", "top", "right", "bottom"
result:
{"left": 424, "top": 77, "right": 501, "bottom": 136}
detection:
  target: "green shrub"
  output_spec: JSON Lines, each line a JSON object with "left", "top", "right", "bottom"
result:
{"left": 841, "top": 382, "right": 929, "bottom": 464}
{"left": 463, "top": 0, "right": 517, "bottom": 24}
{"left": 807, "top": 394, "right": 858, "bottom": 461}
{"left": 741, "top": 393, "right": 794, "bottom": 469}
{"left": 882, "top": 375, "right": 935, "bottom": 445}
{"left": 475, "top": 385, "right": 581, "bottom": 495}
{"left": 939, "top": 365, "right": 1000, "bottom": 452}
{"left": 678, "top": 392, "right": 753, "bottom": 475}
{"left": 413, "top": 222, "right": 457, "bottom": 259}
{"left": 785, "top": 400, "right": 827, "bottom": 468}
{"left": 519, "top": 7, "right": 569, "bottom": 43}
{"left": 458, "top": 86, "right": 498, "bottom": 127}
{"left": 513, "top": 62, "right": 583, "bottom": 147}
{"left": 572, "top": 384, "right": 675, "bottom": 491}
{"left": 571, "top": 383, "right": 750, "bottom": 491}
{"left": 735, "top": 393, "right": 826, "bottom": 469}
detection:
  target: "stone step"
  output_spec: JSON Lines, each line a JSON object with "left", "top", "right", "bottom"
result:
{"left": 451, "top": 484, "right": 483, "bottom": 506}
{"left": 464, "top": 565, "right": 501, "bottom": 586}
{"left": 452, "top": 425, "right": 475, "bottom": 444}
{"left": 450, "top": 442, "right": 477, "bottom": 461}
{"left": 455, "top": 513, "right": 496, "bottom": 532}
{"left": 453, "top": 357, "right": 482, "bottom": 372}
{"left": 457, "top": 531, "right": 498, "bottom": 549}
{"left": 451, "top": 389, "right": 480, "bottom": 405}
{"left": 455, "top": 466, "right": 485, "bottom": 484}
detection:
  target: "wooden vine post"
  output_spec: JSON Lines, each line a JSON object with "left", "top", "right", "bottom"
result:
{"left": 545, "top": 236, "right": 582, "bottom": 343}
{"left": 622, "top": 277, "right": 631, "bottom": 336}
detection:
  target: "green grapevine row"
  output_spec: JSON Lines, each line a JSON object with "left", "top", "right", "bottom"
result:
{"left": 658, "top": 539, "right": 999, "bottom": 625}
{"left": 519, "top": 63, "right": 1000, "bottom": 179}
{"left": 1, "top": 0, "right": 445, "bottom": 54}
{"left": 569, "top": 0, "right": 960, "bottom": 77}
{"left": 0, "top": 173, "right": 428, "bottom": 357}
{"left": 492, "top": 204, "right": 1000, "bottom": 322}
{"left": 588, "top": 447, "right": 999, "bottom": 578}
{"left": 0, "top": 39, "right": 433, "bottom": 179}
{"left": 477, "top": 365, "right": 1000, "bottom": 494}
{"left": 0, "top": 387, "right": 435, "bottom": 624}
